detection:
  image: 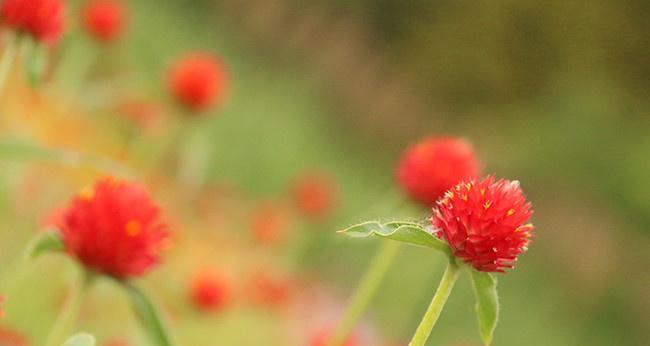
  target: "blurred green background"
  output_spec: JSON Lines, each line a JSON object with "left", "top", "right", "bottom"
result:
{"left": 1, "top": 0, "right": 649, "bottom": 345}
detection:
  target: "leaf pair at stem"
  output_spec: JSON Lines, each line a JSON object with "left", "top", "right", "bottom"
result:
{"left": 339, "top": 220, "right": 499, "bottom": 346}
{"left": 27, "top": 231, "right": 173, "bottom": 346}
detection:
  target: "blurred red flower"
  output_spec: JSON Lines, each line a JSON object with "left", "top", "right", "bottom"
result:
{"left": 397, "top": 137, "right": 480, "bottom": 207}
{"left": 310, "top": 326, "right": 358, "bottom": 346}
{"left": 168, "top": 53, "right": 228, "bottom": 112}
{"left": 189, "top": 271, "right": 231, "bottom": 312}
{"left": 432, "top": 176, "right": 534, "bottom": 273}
{"left": 247, "top": 271, "right": 291, "bottom": 308}
{"left": 117, "top": 98, "right": 162, "bottom": 129}
{"left": 291, "top": 172, "right": 337, "bottom": 220}
{"left": 0, "top": 0, "right": 65, "bottom": 44}
{"left": 103, "top": 340, "right": 129, "bottom": 346}
{"left": 58, "top": 177, "right": 170, "bottom": 279}
{"left": 250, "top": 202, "right": 291, "bottom": 245}
{"left": 83, "top": 0, "right": 127, "bottom": 43}
{"left": 0, "top": 325, "right": 29, "bottom": 346}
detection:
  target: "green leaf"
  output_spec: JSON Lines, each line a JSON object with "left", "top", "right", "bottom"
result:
{"left": 26, "top": 230, "right": 65, "bottom": 260}
{"left": 63, "top": 333, "right": 95, "bottom": 346}
{"left": 339, "top": 220, "right": 450, "bottom": 255}
{"left": 470, "top": 271, "right": 499, "bottom": 346}
{"left": 122, "top": 283, "right": 173, "bottom": 346}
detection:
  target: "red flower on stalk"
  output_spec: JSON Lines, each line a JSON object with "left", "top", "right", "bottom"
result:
{"left": 58, "top": 178, "right": 170, "bottom": 279}
{"left": 168, "top": 53, "right": 228, "bottom": 112}
{"left": 0, "top": 0, "right": 65, "bottom": 44}
{"left": 397, "top": 137, "right": 480, "bottom": 207}
{"left": 189, "top": 271, "right": 230, "bottom": 312}
{"left": 0, "top": 325, "right": 29, "bottom": 346}
{"left": 432, "top": 176, "right": 534, "bottom": 273}
{"left": 291, "top": 173, "right": 337, "bottom": 220}
{"left": 83, "top": 0, "right": 127, "bottom": 43}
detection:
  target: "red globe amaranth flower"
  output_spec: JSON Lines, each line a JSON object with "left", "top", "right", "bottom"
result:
{"left": 83, "top": 0, "right": 127, "bottom": 43}
{"left": 168, "top": 53, "right": 228, "bottom": 112}
{"left": 59, "top": 178, "right": 170, "bottom": 279}
{"left": 189, "top": 272, "right": 230, "bottom": 312}
{"left": 310, "top": 327, "right": 358, "bottom": 346}
{"left": 250, "top": 202, "right": 290, "bottom": 245}
{"left": 247, "top": 272, "right": 291, "bottom": 308}
{"left": 397, "top": 137, "right": 480, "bottom": 207}
{"left": 432, "top": 176, "right": 534, "bottom": 273}
{"left": 117, "top": 98, "right": 162, "bottom": 129}
{"left": 291, "top": 173, "right": 337, "bottom": 220}
{"left": 0, "top": 326, "right": 29, "bottom": 346}
{"left": 0, "top": 0, "right": 65, "bottom": 44}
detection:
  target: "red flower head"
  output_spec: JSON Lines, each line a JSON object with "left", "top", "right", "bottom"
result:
{"left": 397, "top": 137, "right": 480, "bottom": 207}
{"left": 432, "top": 176, "right": 534, "bottom": 273}
{"left": 247, "top": 271, "right": 291, "bottom": 308}
{"left": 59, "top": 177, "right": 170, "bottom": 279}
{"left": 188, "top": 271, "right": 230, "bottom": 312}
{"left": 0, "top": 325, "right": 29, "bottom": 346}
{"left": 83, "top": 0, "right": 127, "bottom": 43}
{"left": 291, "top": 172, "right": 337, "bottom": 220}
{"left": 168, "top": 53, "right": 228, "bottom": 112}
{"left": 0, "top": 0, "right": 65, "bottom": 44}
{"left": 310, "top": 326, "right": 359, "bottom": 346}
{"left": 250, "top": 202, "right": 291, "bottom": 245}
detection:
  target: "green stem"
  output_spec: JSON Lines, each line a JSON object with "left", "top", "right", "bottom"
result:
{"left": 327, "top": 240, "right": 401, "bottom": 346}
{"left": 409, "top": 261, "right": 460, "bottom": 346}
{"left": 44, "top": 270, "right": 90, "bottom": 346}
{"left": 0, "top": 33, "right": 18, "bottom": 95}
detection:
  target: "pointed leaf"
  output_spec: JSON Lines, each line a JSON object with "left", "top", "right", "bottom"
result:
{"left": 470, "top": 271, "right": 499, "bottom": 346}
{"left": 122, "top": 283, "right": 172, "bottom": 346}
{"left": 63, "top": 333, "right": 96, "bottom": 346}
{"left": 26, "top": 230, "right": 64, "bottom": 260}
{"left": 339, "top": 220, "right": 450, "bottom": 255}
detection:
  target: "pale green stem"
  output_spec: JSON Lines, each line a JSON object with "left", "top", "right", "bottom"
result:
{"left": 44, "top": 270, "right": 90, "bottom": 346}
{"left": 0, "top": 33, "right": 18, "bottom": 95}
{"left": 409, "top": 261, "right": 461, "bottom": 346}
{"left": 326, "top": 240, "right": 401, "bottom": 346}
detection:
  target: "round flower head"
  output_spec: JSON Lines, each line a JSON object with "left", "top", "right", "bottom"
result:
{"left": 189, "top": 271, "right": 230, "bottom": 312}
{"left": 83, "top": 0, "right": 127, "bottom": 43}
{"left": 397, "top": 137, "right": 480, "bottom": 207}
{"left": 59, "top": 177, "right": 170, "bottom": 279}
{"left": 0, "top": 325, "right": 28, "bottom": 346}
{"left": 291, "top": 172, "right": 337, "bottom": 220}
{"left": 432, "top": 176, "right": 534, "bottom": 273}
{"left": 250, "top": 202, "right": 290, "bottom": 245}
{"left": 247, "top": 271, "right": 291, "bottom": 308}
{"left": 168, "top": 53, "right": 228, "bottom": 112}
{"left": 0, "top": 0, "right": 65, "bottom": 44}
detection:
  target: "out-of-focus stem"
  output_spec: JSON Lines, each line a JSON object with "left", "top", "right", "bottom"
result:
{"left": 327, "top": 240, "right": 401, "bottom": 346}
{"left": 409, "top": 261, "right": 460, "bottom": 346}
{"left": 0, "top": 33, "right": 18, "bottom": 95}
{"left": 44, "top": 270, "right": 90, "bottom": 346}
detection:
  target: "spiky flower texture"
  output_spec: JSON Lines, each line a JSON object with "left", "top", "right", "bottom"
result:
{"left": 59, "top": 178, "right": 170, "bottom": 279}
{"left": 433, "top": 176, "right": 534, "bottom": 273}
{"left": 397, "top": 137, "right": 480, "bottom": 207}
{"left": 0, "top": 0, "right": 65, "bottom": 44}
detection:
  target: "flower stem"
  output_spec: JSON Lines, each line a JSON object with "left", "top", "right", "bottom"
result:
{"left": 44, "top": 270, "right": 91, "bottom": 346}
{"left": 0, "top": 32, "right": 18, "bottom": 96}
{"left": 327, "top": 240, "right": 401, "bottom": 346}
{"left": 409, "top": 261, "right": 460, "bottom": 346}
